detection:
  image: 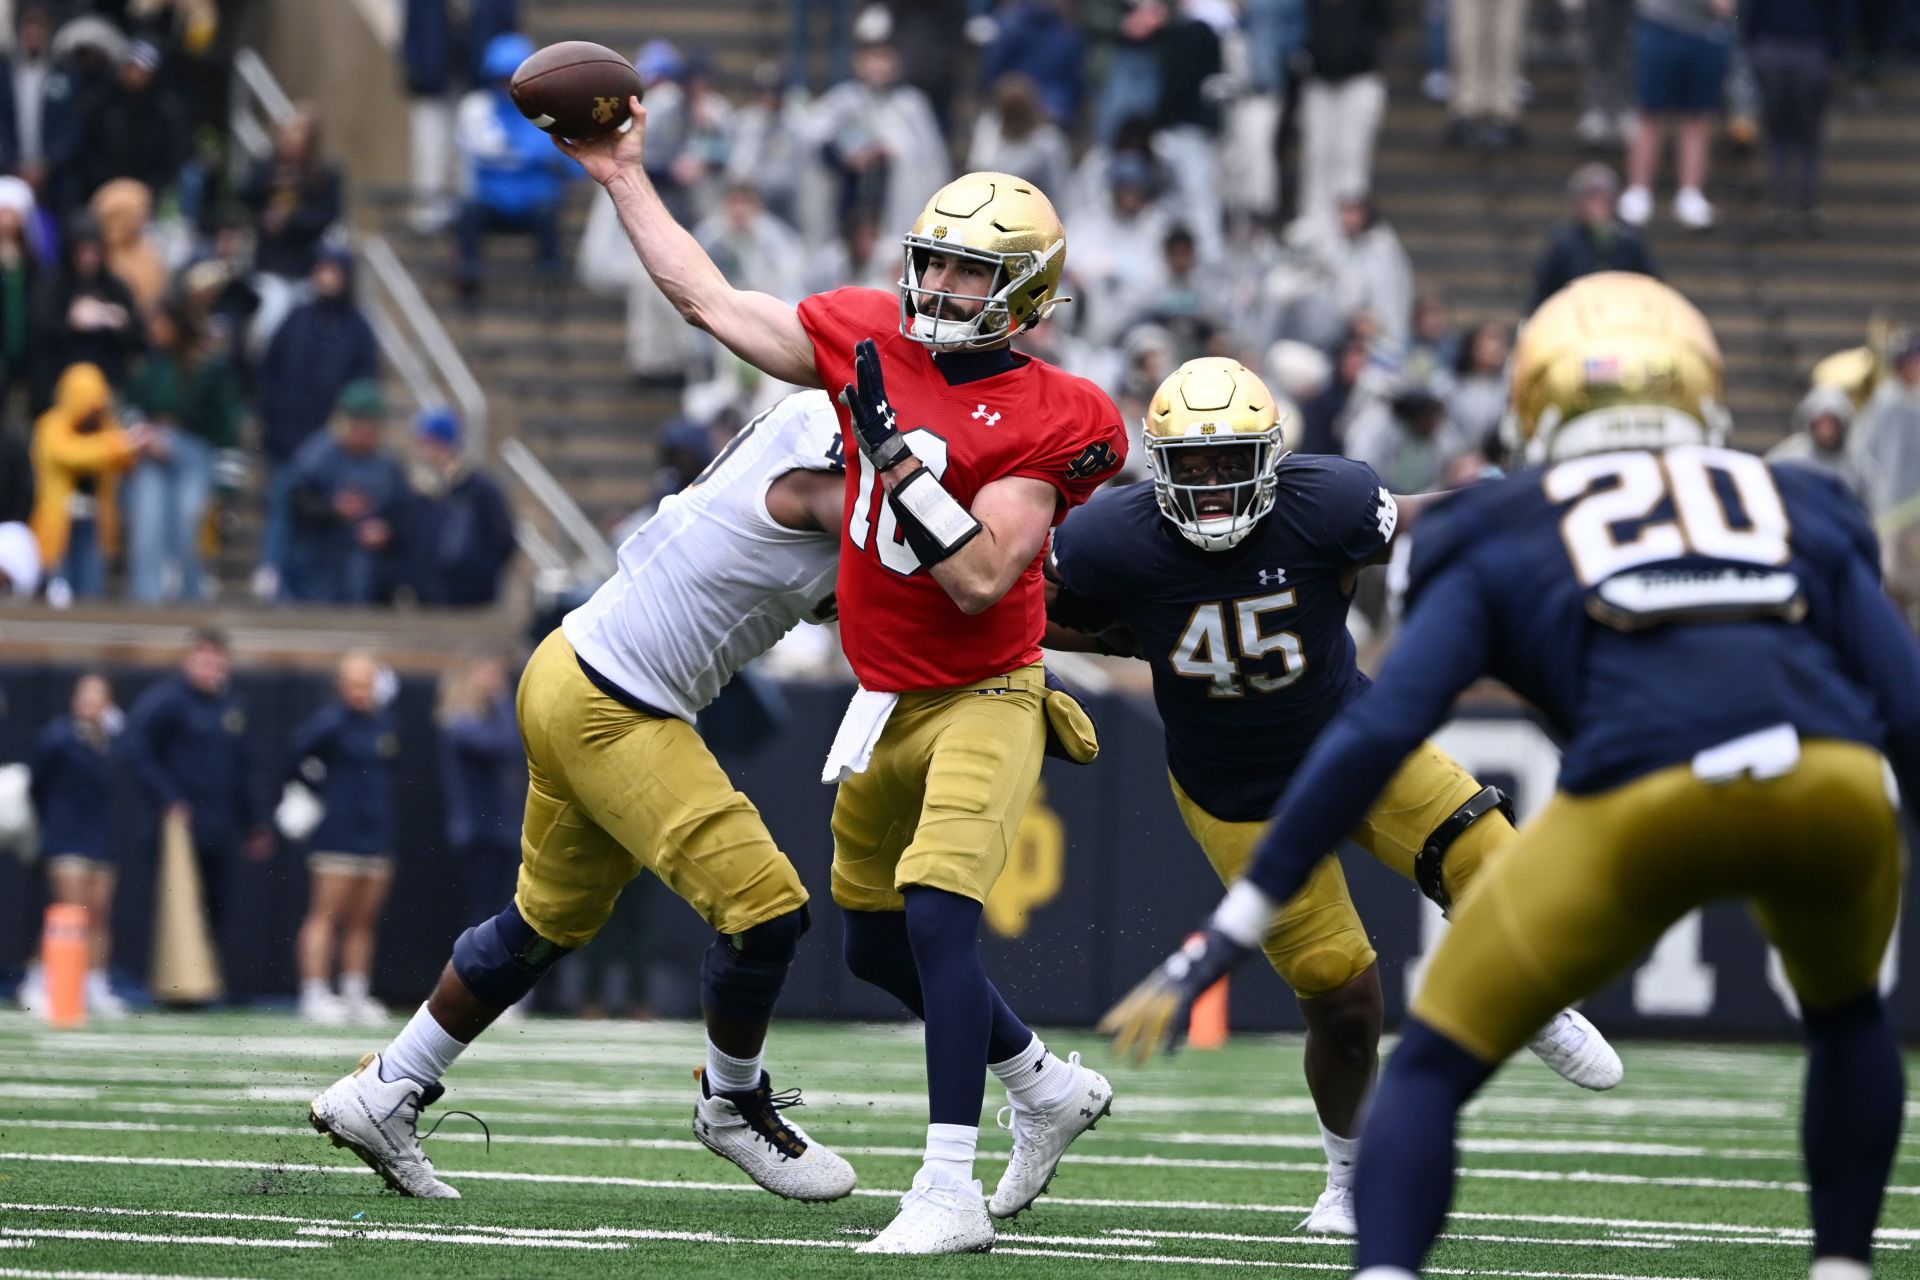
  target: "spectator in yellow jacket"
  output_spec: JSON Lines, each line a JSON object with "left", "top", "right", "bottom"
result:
{"left": 31, "top": 361, "right": 137, "bottom": 601}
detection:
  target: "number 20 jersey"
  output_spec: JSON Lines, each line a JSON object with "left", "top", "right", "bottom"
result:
{"left": 1403, "top": 447, "right": 1890, "bottom": 794}
{"left": 798, "top": 287, "right": 1127, "bottom": 691}
{"left": 1049, "top": 454, "right": 1397, "bottom": 822}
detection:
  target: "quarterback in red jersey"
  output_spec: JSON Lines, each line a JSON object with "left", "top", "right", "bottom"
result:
{"left": 558, "top": 107, "right": 1125, "bottom": 1253}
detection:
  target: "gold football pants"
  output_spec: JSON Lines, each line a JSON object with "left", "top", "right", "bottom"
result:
{"left": 1173, "top": 741, "right": 1507, "bottom": 998}
{"left": 1415, "top": 739, "right": 1902, "bottom": 1063}
{"left": 512, "top": 631, "right": 808, "bottom": 947}
{"left": 830, "top": 664, "right": 1048, "bottom": 911}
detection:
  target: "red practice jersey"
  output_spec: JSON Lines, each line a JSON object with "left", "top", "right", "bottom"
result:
{"left": 798, "top": 287, "right": 1127, "bottom": 691}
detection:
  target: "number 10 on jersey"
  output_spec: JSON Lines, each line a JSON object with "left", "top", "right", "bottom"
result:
{"left": 1171, "top": 592, "right": 1308, "bottom": 698}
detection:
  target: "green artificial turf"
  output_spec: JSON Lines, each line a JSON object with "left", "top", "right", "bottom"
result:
{"left": 0, "top": 1010, "right": 1914, "bottom": 1278}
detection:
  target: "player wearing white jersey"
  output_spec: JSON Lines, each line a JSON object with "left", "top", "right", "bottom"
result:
{"left": 310, "top": 392, "right": 859, "bottom": 1204}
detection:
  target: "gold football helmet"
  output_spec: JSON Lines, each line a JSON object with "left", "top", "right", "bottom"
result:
{"left": 1145, "top": 357, "right": 1294, "bottom": 551}
{"left": 899, "top": 171, "right": 1067, "bottom": 351}
{"left": 1508, "top": 272, "right": 1728, "bottom": 462}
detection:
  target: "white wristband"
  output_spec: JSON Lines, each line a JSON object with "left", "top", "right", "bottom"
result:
{"left": 892, "top": 467, "right": 981, "bottom": 553}
{"left": 1210, "top": 879, "right": 1278, "bottom": 948}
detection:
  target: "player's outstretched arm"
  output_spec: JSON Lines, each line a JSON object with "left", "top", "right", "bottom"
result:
{"left": 554, "top": 101, "right": 819, "bottom": 389}
{"left": 904, "top": 473, "right": 1057, "bottom": 615}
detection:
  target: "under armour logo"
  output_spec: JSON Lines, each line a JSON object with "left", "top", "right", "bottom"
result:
{"left": 972, "top": 404, "right": 1002, "bottom": 427}
{"left": 1257, "top": 568, "right": 1287, "bottom": 587}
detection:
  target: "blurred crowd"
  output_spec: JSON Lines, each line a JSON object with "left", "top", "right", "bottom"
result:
{"left": 473, "top": 0, "right": 1915, "bottom": 568}
{"left": 0, "top": 0, "right": 519, "bottom": 610}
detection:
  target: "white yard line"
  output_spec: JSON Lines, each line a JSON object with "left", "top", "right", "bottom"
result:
{"left": 10, "top": 1149, "right": 1919, "bottom": 1204}
{"left": 0, "top": 1229, "right": 323, "bottom": 1250}
{"left": 0, "top": 1117, "right": 1815, "bottom": 1167}
{"left": 0, "top": 1270, "right": 263, "bottom": 1280}
{"left": 0, "top": 1056, "right": 1804, "bottom": 1121}
{"left": 291, "top": 1227, "right": 626, "bottom": 1250}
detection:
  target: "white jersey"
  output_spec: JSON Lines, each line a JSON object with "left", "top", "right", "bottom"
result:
{"left": 563, "top": 391, "right": 843, "bottom": 722}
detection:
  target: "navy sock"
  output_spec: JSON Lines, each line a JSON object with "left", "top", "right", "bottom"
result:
{"left": 1803, "top": 990, "right": 1905, "bottom": 1262}
{"left": 842, "top": 906, "right": 1031, "bottom": 1061}
{"left": 901, "top": 887, "right": 1010, "bottom": 1127}
{"left": 1352, "top": 1018, "right": 1496, "bottom": 1273}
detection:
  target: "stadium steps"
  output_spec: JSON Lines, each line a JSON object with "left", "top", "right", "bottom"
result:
{"left": 1371, "top": 51, "right": 1920, "bottom": 444}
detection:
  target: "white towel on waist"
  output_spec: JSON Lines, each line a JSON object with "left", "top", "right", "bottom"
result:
{"left": 821, "top": 687, "right": 901, "bottom": 783}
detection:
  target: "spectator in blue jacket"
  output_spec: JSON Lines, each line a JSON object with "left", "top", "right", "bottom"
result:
{"left": 979, "top": 0, "right": 1086, "bottom": 126}
{"left": 453, "top": 33, "right": 574, "bottom": 299}
{"left": 402, "top": 407, "right": 516, "bottom": 606}
{"left": 288, "top": 651, "right": 401, "bottom": 1026}
{"left": 402, "top": 0, "right": 520, "bottom": 232}
{"left": 436, "top": 654, "right": 524, "bottom": 928}
{"left": 283, "top": 379, "right": 408, "bottom": 605}
{"left": 24, "top": 673, "right": 125, "bottom": 1016}
{"left": 255, "top": 250, "right": 378, "bottom": 597}
{"left": 121, "top": 630, "right": 270, "bottom": 936}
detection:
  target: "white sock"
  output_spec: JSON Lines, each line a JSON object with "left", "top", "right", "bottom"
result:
{"left": 378, "top": 1003, "right": 468, "bottom": 1086}
{"left": 989, "top": 1034, "right": 1076, "bottom": 1109}
{"left": 339, "top": 972, "right": 371, "bottom": 1002}
{"left": 301, "top": 978, "right": 332, "bottom": 1003}
{"left": 923, "top": 1122, "right": 978, "bottom": 1185}
{"left": 1352, "top": 1269, "right": 1417, "bottom": 1280}
{"left": 1810, "top": 1261, "right": 1871, "bottom": 1280}
{"left": 86, "top": 969, "right": 111, "bottom": 993}
{"left": 703, "top": 1039, "right": 762, "bottom": 1095}
{"left": 1320, "top": 1120, "right": 1360, "bottom": 1189}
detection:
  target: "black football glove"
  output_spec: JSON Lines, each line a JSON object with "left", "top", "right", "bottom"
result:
{"left": 1097, "top": 925, "right": 1250, "bottom": 1064}
{"left": 839, "top": 338, "right": 914, "bottom": 472}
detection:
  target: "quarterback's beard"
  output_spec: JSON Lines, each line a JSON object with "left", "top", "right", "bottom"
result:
{"left": 918, "top": 296, "right": 985, "bottom": 323}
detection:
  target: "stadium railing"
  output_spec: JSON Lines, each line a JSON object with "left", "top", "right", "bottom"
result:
{"left": 230, "top": 47, "right": 616, "bottom": 591}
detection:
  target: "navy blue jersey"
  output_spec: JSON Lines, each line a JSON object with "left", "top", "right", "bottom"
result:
{"left": 285, "top": 703, "right": 402, "bottom": 855}
{"left": 28, "top": 718, "right": 115, "bottom": 862}
{"left": 1243, "top": 446, "right": 1920, "bottom": 905}
{"left": 1050, "top": 455, "right": 1397, "bottom": 821}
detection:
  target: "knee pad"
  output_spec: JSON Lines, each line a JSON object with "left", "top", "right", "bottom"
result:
{"left": 451, "top": 901, "right": 571, "bottom": 1010}
{"left": 701, "top": 906, "right": 809, "bottom": 1022}
{"left": 1281, "top": 942, "right": 1374, "bottom": 1000}
{"left": 1415, "top": 786, "right": 1512, "bottom": 913}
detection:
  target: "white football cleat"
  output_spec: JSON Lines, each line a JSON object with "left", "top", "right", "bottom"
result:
{"left": 987, "top": 1051, "right": 1113, "bottom": 1219}
{"left": 858, "top": 1167, "right": 994, "bottom": 1254}
{"left": 1300, "top": 1182, "right": 1357, "bottom": 1235}
{"left": 1528, "top": 1009, "right": 1624, "bottom": 1091}
{"left": 692, "top": 1069, "right": 856, "bottom": 1202}
{"left": 309, "top": 1051, "right": 460, "bottom": 1198}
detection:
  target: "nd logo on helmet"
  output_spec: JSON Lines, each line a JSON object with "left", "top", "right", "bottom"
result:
{"left": 591, "top": 96, "right": 620, "bottom": 124}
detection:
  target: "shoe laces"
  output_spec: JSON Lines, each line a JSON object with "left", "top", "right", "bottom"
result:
{"left": 380, "top": 1079, "right": 489, "bottom": 1157}
{"left": 722, "top": 1078, "right": 810, "bottom": 1161}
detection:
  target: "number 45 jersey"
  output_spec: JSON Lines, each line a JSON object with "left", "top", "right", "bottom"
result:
{"left": 1400, "top": 446, "right": 1892, "bottom": 795}
{"left": 1050, "top": 454, "right": 1399, "bottom": 822}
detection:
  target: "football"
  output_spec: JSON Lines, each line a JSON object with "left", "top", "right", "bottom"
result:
{"left": 509, "top": 40, "right": 643, "bottom": 141}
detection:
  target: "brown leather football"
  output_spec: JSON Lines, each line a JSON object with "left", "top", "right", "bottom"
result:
{"left": 508, "top": 41, "right": 643, "bottom": 141}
